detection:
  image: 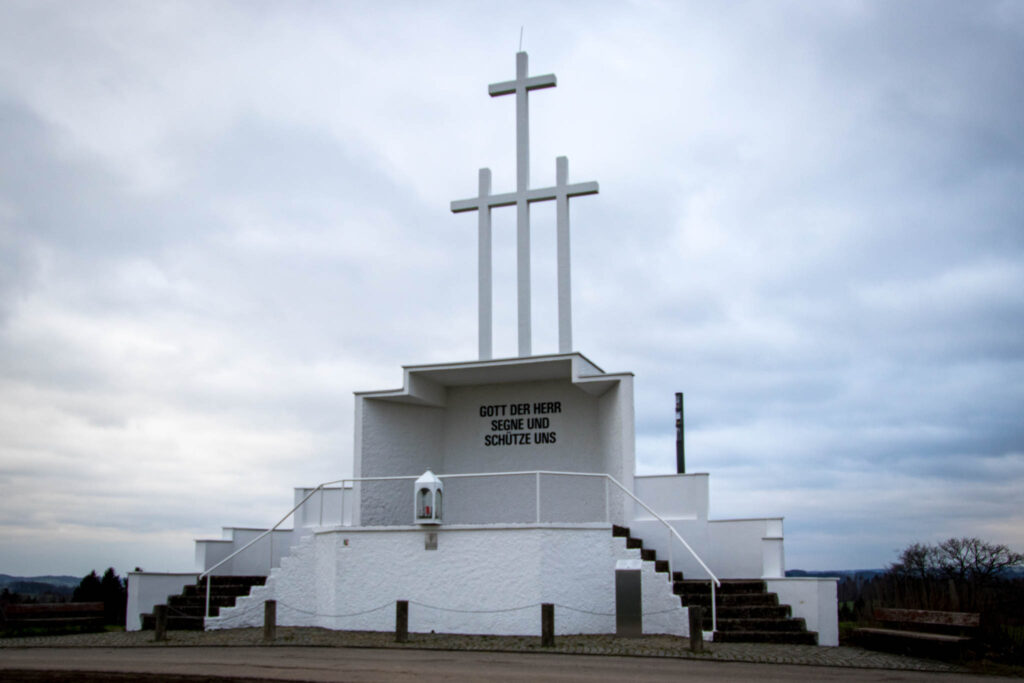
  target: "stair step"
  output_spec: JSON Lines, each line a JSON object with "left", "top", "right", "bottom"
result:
{"left": 607, "top": 527, "right": 813, "bottom": 646}
{"left": 715, "top": 605, "right": 792, "bottom": 619}
{"left": 167, "top": 595, "right": 238, "bottom": 609}
{"left": 675, "top": 591, "right": 780, "bottom": 607}
{"left": 714, "top": 630, "right": 818, "bottom": 645}
{"left": 674, "top": 579, "right": 766, "bottom": 594}
{"left": 715, "top": 618, "right": 808, "bottom": 633}
{"left": 143, "top": 575, "right": 267, "bottom": 631}
{"left": 182, "top": 580, "right": 266, "bottom": 598}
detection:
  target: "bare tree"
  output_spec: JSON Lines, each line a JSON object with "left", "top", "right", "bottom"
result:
{"left": 935, "top": 537, "right": 1024, "bottom": 583}
{"left": 889, "top": 542, "right": 940, "bottom": 581}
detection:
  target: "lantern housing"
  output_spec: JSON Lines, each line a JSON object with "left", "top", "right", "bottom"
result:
{"left": 414, "top": 469, "right": 443, "bottom": 525}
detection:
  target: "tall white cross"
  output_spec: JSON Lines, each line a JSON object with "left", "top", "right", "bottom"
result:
{"left": 451, "top": 52, "right": 599, "bottom": 359}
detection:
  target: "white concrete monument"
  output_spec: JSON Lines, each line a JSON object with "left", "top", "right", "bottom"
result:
{"left": 128, "top": 52, "right": 838, "bottom": 646}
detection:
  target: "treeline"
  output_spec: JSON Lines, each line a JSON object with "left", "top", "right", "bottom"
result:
{"left": 0, "top": 567, "right": 127, "bottom": 627}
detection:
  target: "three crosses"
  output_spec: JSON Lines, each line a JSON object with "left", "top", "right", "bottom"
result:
{"left": 451, "top": 52, "right": 598, "bottom": 360}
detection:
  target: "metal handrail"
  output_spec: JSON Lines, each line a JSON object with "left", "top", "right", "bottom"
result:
{"left": 199, "top": 470, "right": 720, "bottom": 634}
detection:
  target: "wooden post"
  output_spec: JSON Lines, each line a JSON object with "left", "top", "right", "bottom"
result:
{"left": 154, "top": 604, "right": 167, "bottom": 642}
{"left": 688, "top": 606, "right": 704, "bottom": 653}
{"left": 263, "top": 600, "right": 276, "bottom": 643}
{"left": 395, "top": 600, "right": 408, "bottom": 643}
{"left": 541, "top": 603, "right": 554, "bottom": 647}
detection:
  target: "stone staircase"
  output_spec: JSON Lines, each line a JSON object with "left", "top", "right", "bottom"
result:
{"left": 141, "top": 575, "right": 267, "bottom": 631}
{"left": 612, "top": 525, "right": 817, "bottom": 644}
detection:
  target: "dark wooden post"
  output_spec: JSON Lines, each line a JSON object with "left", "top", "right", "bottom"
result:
{"left": 263, "top": 600, "right": 276, "bottom": 643}
{"left": 541, "top": 603, "right": 554, "bottom": 647}
{"left": 675, "top": 392, "right": 685, "bottom": 473}
{"left": 154, "top": 604, "right": 167, "bottom": 642}
{"left": 688, "top": 605, "right": 704, "bottom": 652}
{"left": 395, "top": 600, "right": 409, "bottom": 643}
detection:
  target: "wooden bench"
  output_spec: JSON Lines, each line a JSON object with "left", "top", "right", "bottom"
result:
{"left": 854, "top": 608, "right": 980, "bottom": 660}
{"left": 0, "top": 602, "right": 105, "bottom": 632}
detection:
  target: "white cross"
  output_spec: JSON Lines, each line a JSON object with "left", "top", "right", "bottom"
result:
{"left": 451, "top": 52, "right": 599, "bottom": 359}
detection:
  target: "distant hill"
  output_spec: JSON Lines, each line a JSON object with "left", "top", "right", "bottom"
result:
{"left": 786, "top": 569, "right": 885, "bottom": 579}
{"left": 0, "top": 574, "right": 81, "bottom": 598}
{"left": 788, "top": 567, "right": 1024, "bottom": 579}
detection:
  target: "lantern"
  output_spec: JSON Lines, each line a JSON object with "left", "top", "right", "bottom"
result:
{"left": 414, "top": 469, "right": 443, "bottom": 525}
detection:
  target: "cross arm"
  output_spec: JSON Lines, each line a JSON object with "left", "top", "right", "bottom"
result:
{"left": 525, "top": 181, "right": 599, "bottom": 202}
{"left": 451, "top": 190, "right": 519, "bottom": 213}
{"left": 488, "top": 74, "right": 557, "bottom": 97}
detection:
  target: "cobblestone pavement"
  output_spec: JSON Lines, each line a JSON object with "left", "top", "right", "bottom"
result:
{"left": 0, "top": 628, "right": 967, "bottom": 674}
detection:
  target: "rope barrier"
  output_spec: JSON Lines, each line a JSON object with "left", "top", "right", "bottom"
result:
{"left": 409, "top": 600, "right": 536, "bottom": 614}
{"left": 551, "top": 603, "right": 615, "bottom": 617}
{"left": 276, "top": 600, "right": 394, "bottom": 619}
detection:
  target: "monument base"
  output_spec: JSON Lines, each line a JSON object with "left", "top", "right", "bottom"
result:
{"left": 206, "top": 525, "right": 691, "bottom": 637}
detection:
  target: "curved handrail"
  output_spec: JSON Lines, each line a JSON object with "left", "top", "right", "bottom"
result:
{"left": 198, "top": 470, "right": 720, "bottom": 633}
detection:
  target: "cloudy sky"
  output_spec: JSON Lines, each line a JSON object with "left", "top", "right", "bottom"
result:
{"left": 1, "top": 1, "right": 1021, "bottom": 577}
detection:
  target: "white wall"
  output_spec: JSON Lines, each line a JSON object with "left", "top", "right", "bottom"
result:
{"left": 357, "top": 376, "right": 633, "bottom": 527}
{"left": 208, "top": 526, "right": 689, "bottom": 638}
{"left": 195, "top": 528, "right": 296, "bottom": 576}
{"left": 295, "top": 486, "right": 351, "bottom": 529}
{"left": 765, "top": 578, "right": 839, "bottom": 646}
{"left": 707, "top": 519, "right": 785, "bottom": 579}
{"left": 358, "top": 401, "right": 443, "bottom": 525}
{"left": 634, "top": 474, "right": 709, "bottom": 521}
{"left": 125, "top": 572, "right": 198, "bottom": 631}
{"left": 598, "top": 381, "right": 634, "bottom": 524}
{"left": 441, "top": 380, "right": 601, "bottom": 475}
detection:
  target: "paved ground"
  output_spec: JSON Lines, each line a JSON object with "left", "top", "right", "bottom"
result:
{"left": 0, "top": 626, "right": 991, "bottom": 675}
{"left": 0, "top": 646, "right": 1011, "bottom": 682}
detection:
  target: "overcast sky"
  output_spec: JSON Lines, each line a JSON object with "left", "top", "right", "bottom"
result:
{"left": 1, "top": 1, "right": 1021, "bottom": 577}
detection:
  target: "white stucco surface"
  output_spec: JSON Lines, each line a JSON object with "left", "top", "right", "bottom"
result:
{"left": 126, "top": 572, "right": 198, "bottom": 631}
{"left": 627, "top": 473, "right": 786, "bottom": 581}
{"left": 207, "top": 526, "right": 689, "bottom": 637}
{"left": 353, "top": 354, "right": 635, "bottom": 527}
{"left": 633, "top": 474, "right": 708, "bottom": 521}
{"left": 194, "top": 527, "right": 295, "bottom": 576}
{"left": 766, "top": 577, "right": 839, "bottom": 646}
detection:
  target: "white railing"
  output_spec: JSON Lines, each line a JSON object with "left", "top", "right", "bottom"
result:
{"left": 199, "top": 470, "right": 720, "bottom": 634}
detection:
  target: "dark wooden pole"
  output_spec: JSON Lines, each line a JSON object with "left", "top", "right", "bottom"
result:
{"left": 676, "top": 392, "right": 685, "bottom": 474}
{"left": 688, "top": 605, "right": 704, "bottom": 652}
{"left": 154, "top": 604, "right": 167, "bottom": 642}
{"left": 263, "top": 600, "right": 276, "bottom": 643}
{"left": 395, "top": 600, "right": 409, "bottom": 643}
{"left": 541, "top": 603, "right": 555, "bottom": 647}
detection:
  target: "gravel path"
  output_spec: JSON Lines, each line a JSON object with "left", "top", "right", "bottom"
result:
{"left": 0, "top": 628, "right": 968, "bottom": 674}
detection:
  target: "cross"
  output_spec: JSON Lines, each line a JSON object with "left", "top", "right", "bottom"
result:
{"left": 451, "top": 52, "right": 598, "bottom": 360}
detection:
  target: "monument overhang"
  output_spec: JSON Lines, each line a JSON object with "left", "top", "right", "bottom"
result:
{"left": 355, "top": 352, "right": 633, "bottom": 406}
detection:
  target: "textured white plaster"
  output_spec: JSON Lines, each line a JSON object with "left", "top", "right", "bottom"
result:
{"left": 766, "top": 578, "right": 839, "bottom": 646}
{"left": 352, "top": 354, "right": 635, "bottom": 527}
{"left": 208, "top": 527, "right": 688, "bottom": 637}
